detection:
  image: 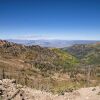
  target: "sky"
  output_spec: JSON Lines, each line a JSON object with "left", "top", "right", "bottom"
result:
{"left": 0, "top": 0, "right": 100, "bottom": 40}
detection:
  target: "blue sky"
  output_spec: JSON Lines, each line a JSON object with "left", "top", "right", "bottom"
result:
{"left": 0, "top": 0, "right": 100, "bottom": 40}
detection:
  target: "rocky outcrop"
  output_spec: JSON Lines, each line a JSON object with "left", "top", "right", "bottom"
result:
{"left": 0, "top": 40, "right": 8, "bottom": 46}
{"left": 0, "top": 79, "right": 100, "bottom": 100}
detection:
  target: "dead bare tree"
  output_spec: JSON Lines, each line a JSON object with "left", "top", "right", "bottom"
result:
{"left": 2, "top": 68, "right": 5, "bottom": 79}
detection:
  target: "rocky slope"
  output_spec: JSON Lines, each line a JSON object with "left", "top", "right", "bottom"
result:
{"left": 0, "top": 40, "right": 99, "bottom": 95}
{"left": 0, "top": 40, "right": 79, "bottom": 93}
{"left": 0, "top": 40, "right": 78, "bottom": 72}
{"left": 0, "top": 79, "right": 100, "bottom": 100}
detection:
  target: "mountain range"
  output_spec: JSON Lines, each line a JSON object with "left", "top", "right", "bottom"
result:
{"left": 7, "top": 39, "right": 100, "bottom": 48}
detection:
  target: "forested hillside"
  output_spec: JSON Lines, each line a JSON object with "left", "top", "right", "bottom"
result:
{"left": 62, "top": 43, "right": 100, "bottom": 65}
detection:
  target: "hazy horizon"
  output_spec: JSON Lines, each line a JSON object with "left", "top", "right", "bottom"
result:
{"left": 0, "top": 37, "right": 100, "bottom": 41}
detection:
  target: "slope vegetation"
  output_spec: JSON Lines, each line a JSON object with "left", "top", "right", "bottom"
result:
{"left": 0, "top": 40, "right": 79, "bottom": 93}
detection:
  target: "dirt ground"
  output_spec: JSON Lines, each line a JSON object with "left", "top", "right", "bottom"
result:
{"left": 0, "top": 79, "right": 100, "bottom": 100}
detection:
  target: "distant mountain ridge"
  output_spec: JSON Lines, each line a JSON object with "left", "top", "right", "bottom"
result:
{"left": 7, "top": 39, "right": 99, "bottom": 48}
